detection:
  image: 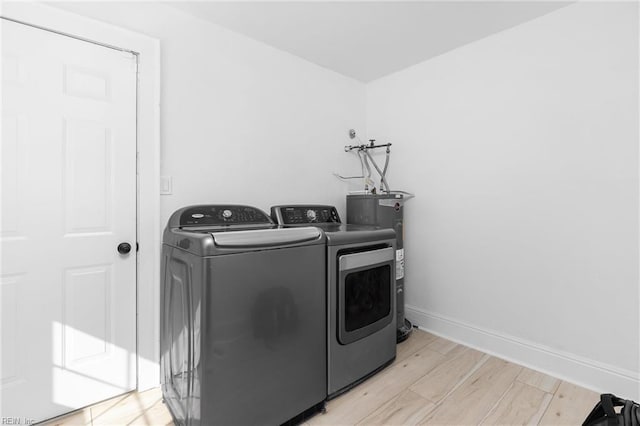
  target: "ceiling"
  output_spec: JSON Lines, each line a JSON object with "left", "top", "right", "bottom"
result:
{"left": 48, "top": 1, "right": 571, "bottom": 83}
{"left": 167, "top": 1, "right": 571, "bottom": 82}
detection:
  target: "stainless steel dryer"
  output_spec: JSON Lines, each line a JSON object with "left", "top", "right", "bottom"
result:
{"left": 161, "top": 205, "right": 327, "bottom": 425}
{"left": 271, "top": 205, "right": 396, "bottom": 398}
{"left": 346, "top": 192, "right": 414, "bottom": 342}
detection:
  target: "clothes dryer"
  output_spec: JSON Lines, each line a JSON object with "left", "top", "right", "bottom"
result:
{"left": 271, "top": 205, "right": 396, "bottom": 398}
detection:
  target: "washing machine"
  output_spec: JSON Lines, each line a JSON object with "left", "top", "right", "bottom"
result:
{"left": 161, "top": 204, "right": 327, "bottom": 425}
{"left": 270, "top": 205, "right": 397, "bottom": 398}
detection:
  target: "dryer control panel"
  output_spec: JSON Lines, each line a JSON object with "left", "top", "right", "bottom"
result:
{"left": 179, "top": 205, "right": 273, "bottom": 226}
{"left": 271, "top": 205, "right": 341, "bottom": 225}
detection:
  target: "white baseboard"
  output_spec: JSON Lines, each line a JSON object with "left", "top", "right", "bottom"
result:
{"left": 406, "top": 305, "right": 640, "bottom": 400}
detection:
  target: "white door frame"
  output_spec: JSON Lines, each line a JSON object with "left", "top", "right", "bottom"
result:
{"left": 1, "top": 2, "right": 161, "bottom": 390}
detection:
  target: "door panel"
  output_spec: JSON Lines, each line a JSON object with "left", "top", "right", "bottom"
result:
{"left": 1, "top": 114, "right": 27, "bottom": 238}
{"left": 63, "top": 266, "right": 111, "bottom": 364}
{"left": 1, "top": 274, "right": 24, "bottom": 385}
{"left": 1, "top": 20, "right": 137, "bottom": 422}
{"left": 64, "top": 119, "right": 113, "bottom": 233}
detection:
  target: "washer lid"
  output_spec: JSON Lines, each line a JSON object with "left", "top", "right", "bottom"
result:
{"left": 211, "top": 227, "right": 321, "bottom": 248}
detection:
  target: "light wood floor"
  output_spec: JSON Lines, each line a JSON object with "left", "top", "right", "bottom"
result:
{"left": 42, "top": 329, "right": 599, "bottom": 426}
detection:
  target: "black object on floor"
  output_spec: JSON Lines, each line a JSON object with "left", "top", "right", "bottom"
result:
{"left": 582, "top": 393, "right": 640, "bottom": 426}
{"left": 396, "top": 318, "right": 413, "bottom": 343}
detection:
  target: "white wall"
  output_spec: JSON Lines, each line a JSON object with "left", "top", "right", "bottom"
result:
{"left": 44, "top": 1, "right": 365, "bottom": 390}
{"left": 50, "top": 1, "right": 639, "bottom": 397}
{"left": 367, "top": 2, "right": 639, "bottom": 398}
{"left": 51, "top": 2, "right": 366, "bottom": 223}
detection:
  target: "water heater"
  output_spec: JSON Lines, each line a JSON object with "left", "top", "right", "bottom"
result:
{"left": 346, "top": 192, "right": 413, "bottom": 342}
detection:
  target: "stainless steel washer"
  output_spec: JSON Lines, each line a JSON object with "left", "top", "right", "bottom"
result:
{"left": 271, "top": 205, "right": 396, "bottom": 398}
{"left": 161, "top": 205, "right": 327, "bottom": 425}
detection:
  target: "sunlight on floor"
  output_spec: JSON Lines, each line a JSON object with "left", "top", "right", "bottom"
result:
{"left": 42, "top": 387, "right": 172, "bottom": 426}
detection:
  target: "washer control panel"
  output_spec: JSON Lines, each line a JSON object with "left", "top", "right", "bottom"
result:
{"left": 271, "top": 205, "right": 341, "bottom": 225}
{"left": 179, "top": 205, "right": 273, "bottom": 226}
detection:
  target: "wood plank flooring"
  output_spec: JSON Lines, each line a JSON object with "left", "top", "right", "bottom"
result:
{"left": 42, "top": 329, "right": 599, "bottom": 425}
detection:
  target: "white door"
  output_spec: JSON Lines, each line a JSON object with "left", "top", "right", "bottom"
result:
{"left": 1, "top": 20, "right": 137, "bottom": 422}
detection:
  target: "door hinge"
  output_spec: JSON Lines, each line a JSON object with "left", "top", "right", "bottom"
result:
{"left": 136, "top": 242, "right": 139, "bottom": 252}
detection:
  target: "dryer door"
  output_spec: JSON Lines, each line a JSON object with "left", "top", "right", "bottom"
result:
{"left": 337, "top": 247, "right": 394, "bottom": 345}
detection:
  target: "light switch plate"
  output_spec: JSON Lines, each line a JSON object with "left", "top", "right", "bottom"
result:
{"left": 160, "top": 176, "right": 172, "bottom": 195}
